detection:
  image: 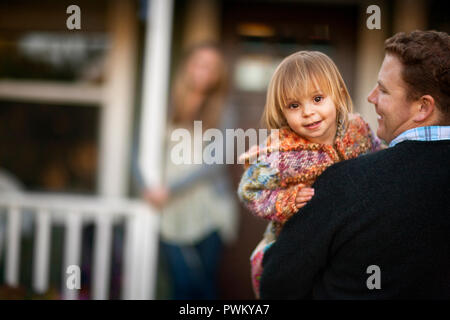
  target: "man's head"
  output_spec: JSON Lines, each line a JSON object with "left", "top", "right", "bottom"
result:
{"left": 367, "top": 30, "right": 450, "bottom": 144}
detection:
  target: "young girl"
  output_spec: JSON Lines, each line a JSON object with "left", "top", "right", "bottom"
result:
{"left": 237, "top": 51, "right": 384, "bottom": 298}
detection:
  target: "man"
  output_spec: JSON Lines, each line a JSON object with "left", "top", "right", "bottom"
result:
{"left": 260, "top": 30, "right": 450, "bottom": 299}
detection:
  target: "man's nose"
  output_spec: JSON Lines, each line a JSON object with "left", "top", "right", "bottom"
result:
{"left": 367, "top": 86, "right": 377, "bottom": 104}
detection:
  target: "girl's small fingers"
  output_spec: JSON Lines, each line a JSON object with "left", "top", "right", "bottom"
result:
{"left": 295, "top": 200, "right": 308, "bottom": 206}
{"left": 298, "top": 189, "right": 314, "bottom": 197}
{"left": 296, "top": 195, "right": 313, "bottom": 202}
{"left": 296, "top": 202, "right": 306, "bottom": 209}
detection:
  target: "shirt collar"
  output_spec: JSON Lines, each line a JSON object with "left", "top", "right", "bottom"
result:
{"left": 389, "top": 126, "right": 450, "bottom": 147}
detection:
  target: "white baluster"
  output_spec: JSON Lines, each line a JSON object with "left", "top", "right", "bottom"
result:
{"left": 138, "top": 207, "right": 159, "bottom": 300}
{"left": 122, "top": 213, "right": 141, "bottom": 300}
{"left": 92, "top": 213, "right": 112, "bottom": 300}
{"left": 148, "top": 211, "right": 160, "bottom": 300}
{"left": 6, "top": 206, "right": 21, "bottom": 287}
{"left": 62, "top": 211, "right": 82, "bottom": 300}
{"left": 33, "top": 209, "right": 51, "bottom": 294}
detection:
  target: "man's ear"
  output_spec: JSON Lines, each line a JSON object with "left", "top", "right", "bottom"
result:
{"left": 413, "top": 95, "right": 436, "bottom": 122}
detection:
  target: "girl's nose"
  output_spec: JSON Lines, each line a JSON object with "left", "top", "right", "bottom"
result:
{"left": 302, "top": 104, "right": 315, "bottom": 117}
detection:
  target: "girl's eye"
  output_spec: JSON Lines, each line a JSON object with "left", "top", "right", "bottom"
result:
{"left": 314, "top": 96, "right": 323, "bottom": 103}
{"left": 288, "top": 103, "right": 300, "bottom": 109}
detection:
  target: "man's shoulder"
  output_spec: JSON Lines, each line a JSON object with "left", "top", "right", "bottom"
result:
{"left": 316, "top": 146, "right": 387, "bottom": 183}
{"left": 316, "top": 139, "right": 450, "bottom": 190}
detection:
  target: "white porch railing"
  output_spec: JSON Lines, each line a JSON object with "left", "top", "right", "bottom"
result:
{"left": 0, "top": 192, "right": 159, "bottom": 300}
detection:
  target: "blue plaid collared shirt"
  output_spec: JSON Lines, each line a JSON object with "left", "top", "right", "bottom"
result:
{"left": 389, "top": 126, "right": 450, "bottom": 147}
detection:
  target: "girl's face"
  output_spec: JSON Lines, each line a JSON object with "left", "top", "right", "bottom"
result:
{"left": 282, "top": 89, "right": 338, "bottom": 145}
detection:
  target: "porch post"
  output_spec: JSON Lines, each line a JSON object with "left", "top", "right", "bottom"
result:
{"left": 137, "top": 0, "right": 174, "bottom": 299}
{"left": 138, "top": 0, "right": 174, "bottom": 190}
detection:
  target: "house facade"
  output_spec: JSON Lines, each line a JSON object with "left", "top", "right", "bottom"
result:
{"left": 0, "top": 0, "right": 447, "bottom": 299}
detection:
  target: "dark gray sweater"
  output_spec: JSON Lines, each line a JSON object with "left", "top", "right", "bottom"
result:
{"left": 260, "top": 140, "right": 450, "bottom": 299}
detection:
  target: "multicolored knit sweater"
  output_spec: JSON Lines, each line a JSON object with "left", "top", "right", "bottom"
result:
{"left": 238, "top": 114, "right": 383, "bottom": 233}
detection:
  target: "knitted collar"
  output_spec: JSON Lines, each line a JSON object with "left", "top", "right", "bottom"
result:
{"left": 242, "top": 114, "right": 372, "bottom": 165}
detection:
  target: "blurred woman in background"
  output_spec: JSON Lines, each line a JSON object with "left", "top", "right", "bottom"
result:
{"left": 138, "top": 43, "right": 238, "bottom": 300}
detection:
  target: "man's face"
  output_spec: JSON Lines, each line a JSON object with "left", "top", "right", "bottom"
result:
{"left": 367, "top": 54, "right": 417, "bottom": 144}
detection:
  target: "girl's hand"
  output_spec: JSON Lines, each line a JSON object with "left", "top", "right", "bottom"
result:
{"left": 143, "top": 186, "right": 169, "bottom": 210}
{"left": 295, "top": 187, "right": 314, "bottom": 209}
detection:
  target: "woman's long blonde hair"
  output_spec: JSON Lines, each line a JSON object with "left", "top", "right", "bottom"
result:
{"left": 262, "top": 51, "right": 353, "bottom": 133}
{"left": 171, "top": 43, "right": 229, "bottom": 130}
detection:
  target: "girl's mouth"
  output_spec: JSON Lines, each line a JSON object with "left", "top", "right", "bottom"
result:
{"left": 304, "top": 120, "right": 322, "bottom": 129}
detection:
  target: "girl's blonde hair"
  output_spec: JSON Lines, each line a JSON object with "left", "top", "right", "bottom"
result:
{"left": 262, "top": 51, "right": 353, "bottom": 132}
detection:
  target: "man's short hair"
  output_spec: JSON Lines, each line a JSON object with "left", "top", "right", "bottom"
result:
{"left": 385, "top": 30, "right": 450, "bottom": 122}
